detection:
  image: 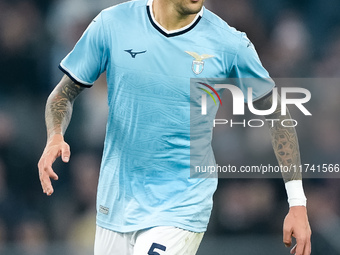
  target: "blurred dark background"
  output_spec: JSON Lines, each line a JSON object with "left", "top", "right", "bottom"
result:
{"left": 1, "top": 0, "right": 340, "bottom": 254}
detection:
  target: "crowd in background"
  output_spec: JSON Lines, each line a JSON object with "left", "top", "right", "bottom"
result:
{"left": 1, "top": 0, "right": 340, "bottom": 254}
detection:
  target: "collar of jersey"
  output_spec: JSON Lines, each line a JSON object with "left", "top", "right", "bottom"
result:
{"left": 147, "top": 0, "right": 203, "bottom": 37}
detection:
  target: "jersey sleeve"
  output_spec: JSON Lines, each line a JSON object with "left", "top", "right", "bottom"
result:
{"left": 229, "top": 33, "right": 275, "bottom": 102}
{"left": 59, "top": 12, "right": 107, "bottom": 87}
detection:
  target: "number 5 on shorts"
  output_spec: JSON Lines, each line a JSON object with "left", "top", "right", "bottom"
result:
{"left": 148, "top": 243, "right": 166, "bottom": 255}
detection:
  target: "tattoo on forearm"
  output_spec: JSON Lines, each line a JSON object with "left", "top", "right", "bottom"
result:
{"left": 45, "top": 77, "right": 84, "bottom": 139}
{"left": 255, "top": 95, "right": 302, "bottom": 182}
{"left": 269, "top": 116, "right": 302, "bottom": 182}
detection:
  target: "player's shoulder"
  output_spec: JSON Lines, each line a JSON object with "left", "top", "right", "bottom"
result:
{"left": 201, "top": 8, "right": 249, "bottom": 49}
{"left": 100, "top": 0, "right": 147, "bottom": 22}
{"left": 202, "top": 9, "right": 242, "bottom": 37}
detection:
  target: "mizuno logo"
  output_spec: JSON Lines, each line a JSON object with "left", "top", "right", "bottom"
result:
{"left": 125, "top": 49, "right": 147, "bottom": 58}
{"left": 185, "top": 51, "right": 215, "bottom": 75}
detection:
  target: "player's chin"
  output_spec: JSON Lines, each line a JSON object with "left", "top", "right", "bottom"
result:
{"left": 185, "top": 4, "right": 203, "bottom": 14}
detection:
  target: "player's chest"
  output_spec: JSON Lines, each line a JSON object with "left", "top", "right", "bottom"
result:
{"left": 109, "top": 34, "right": 227, "bottom": 79}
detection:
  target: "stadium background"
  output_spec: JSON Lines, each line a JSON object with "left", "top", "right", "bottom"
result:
{"left": 1, "top": 0, "right": 340, "bottom": 254}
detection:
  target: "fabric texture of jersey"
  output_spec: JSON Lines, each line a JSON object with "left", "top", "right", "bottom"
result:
{"left": 59, "top": 0, "right": 274, "bottom": 233}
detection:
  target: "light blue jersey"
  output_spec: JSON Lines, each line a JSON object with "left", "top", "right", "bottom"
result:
{"left": 59, "top": 0, "right": 274, "bottom": 233}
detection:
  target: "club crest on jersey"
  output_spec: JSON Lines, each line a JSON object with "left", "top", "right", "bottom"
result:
{"left": 185, "top": 51, "right": 215, "bottom": 75}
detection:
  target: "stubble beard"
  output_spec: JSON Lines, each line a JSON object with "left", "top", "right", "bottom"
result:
{"left": 176, "top": 0, "right": 204, "bottom": 16}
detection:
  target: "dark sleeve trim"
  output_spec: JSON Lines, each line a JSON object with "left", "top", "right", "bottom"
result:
{"left": 58, "top": 64, "right": 93, "bottom": 88}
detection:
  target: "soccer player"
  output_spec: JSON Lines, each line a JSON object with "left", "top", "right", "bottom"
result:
{"left": 38, "top": 0, "right": 311, "bottom": 254}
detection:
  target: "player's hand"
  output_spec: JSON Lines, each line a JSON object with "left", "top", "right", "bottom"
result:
{"left": 38, "top": 134, "right": 70, "bottom": 196}
{"left": 283, "top": 206, "right": 311, "bottom": 255}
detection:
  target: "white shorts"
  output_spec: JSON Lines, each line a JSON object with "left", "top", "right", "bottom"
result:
{"left": 94, "top": 225, "right": 204, "bottom": 255}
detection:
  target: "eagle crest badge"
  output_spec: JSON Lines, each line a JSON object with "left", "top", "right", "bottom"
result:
{"left": 185, "top": 51, "right": 215, "bottom": 75}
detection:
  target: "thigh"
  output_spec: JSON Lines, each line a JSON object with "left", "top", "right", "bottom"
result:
{"left": 94, "top": 225, "right": 134, "bottom": 255}
{"left": 133, "top": 226, "right": 204, "bottom": 255}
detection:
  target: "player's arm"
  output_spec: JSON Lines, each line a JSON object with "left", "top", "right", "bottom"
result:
{"left": 254, "top": 94, "right": 311, "bottom": 255}
{"left": 255, "top": 94, "right": 301, "bottom": 182}
{"left": 38, "top": 75, "right": 84, "bottom": 196}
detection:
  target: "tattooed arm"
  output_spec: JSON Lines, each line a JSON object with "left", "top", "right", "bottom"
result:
{"left": 254, "top": 94, "right": 311, "bottom": 255}
{"left": 45, "top": 75, "right": 85, "bottom": 138}
{"left": 254, "top": 94, "right": 301, "bottom": 183}
{"left": 38, "top": 75, "right": 84, "bottom": 196}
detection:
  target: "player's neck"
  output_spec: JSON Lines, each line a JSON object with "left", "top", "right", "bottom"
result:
{"left": 152, "top": 0, "right": 199, "bottom": 31}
